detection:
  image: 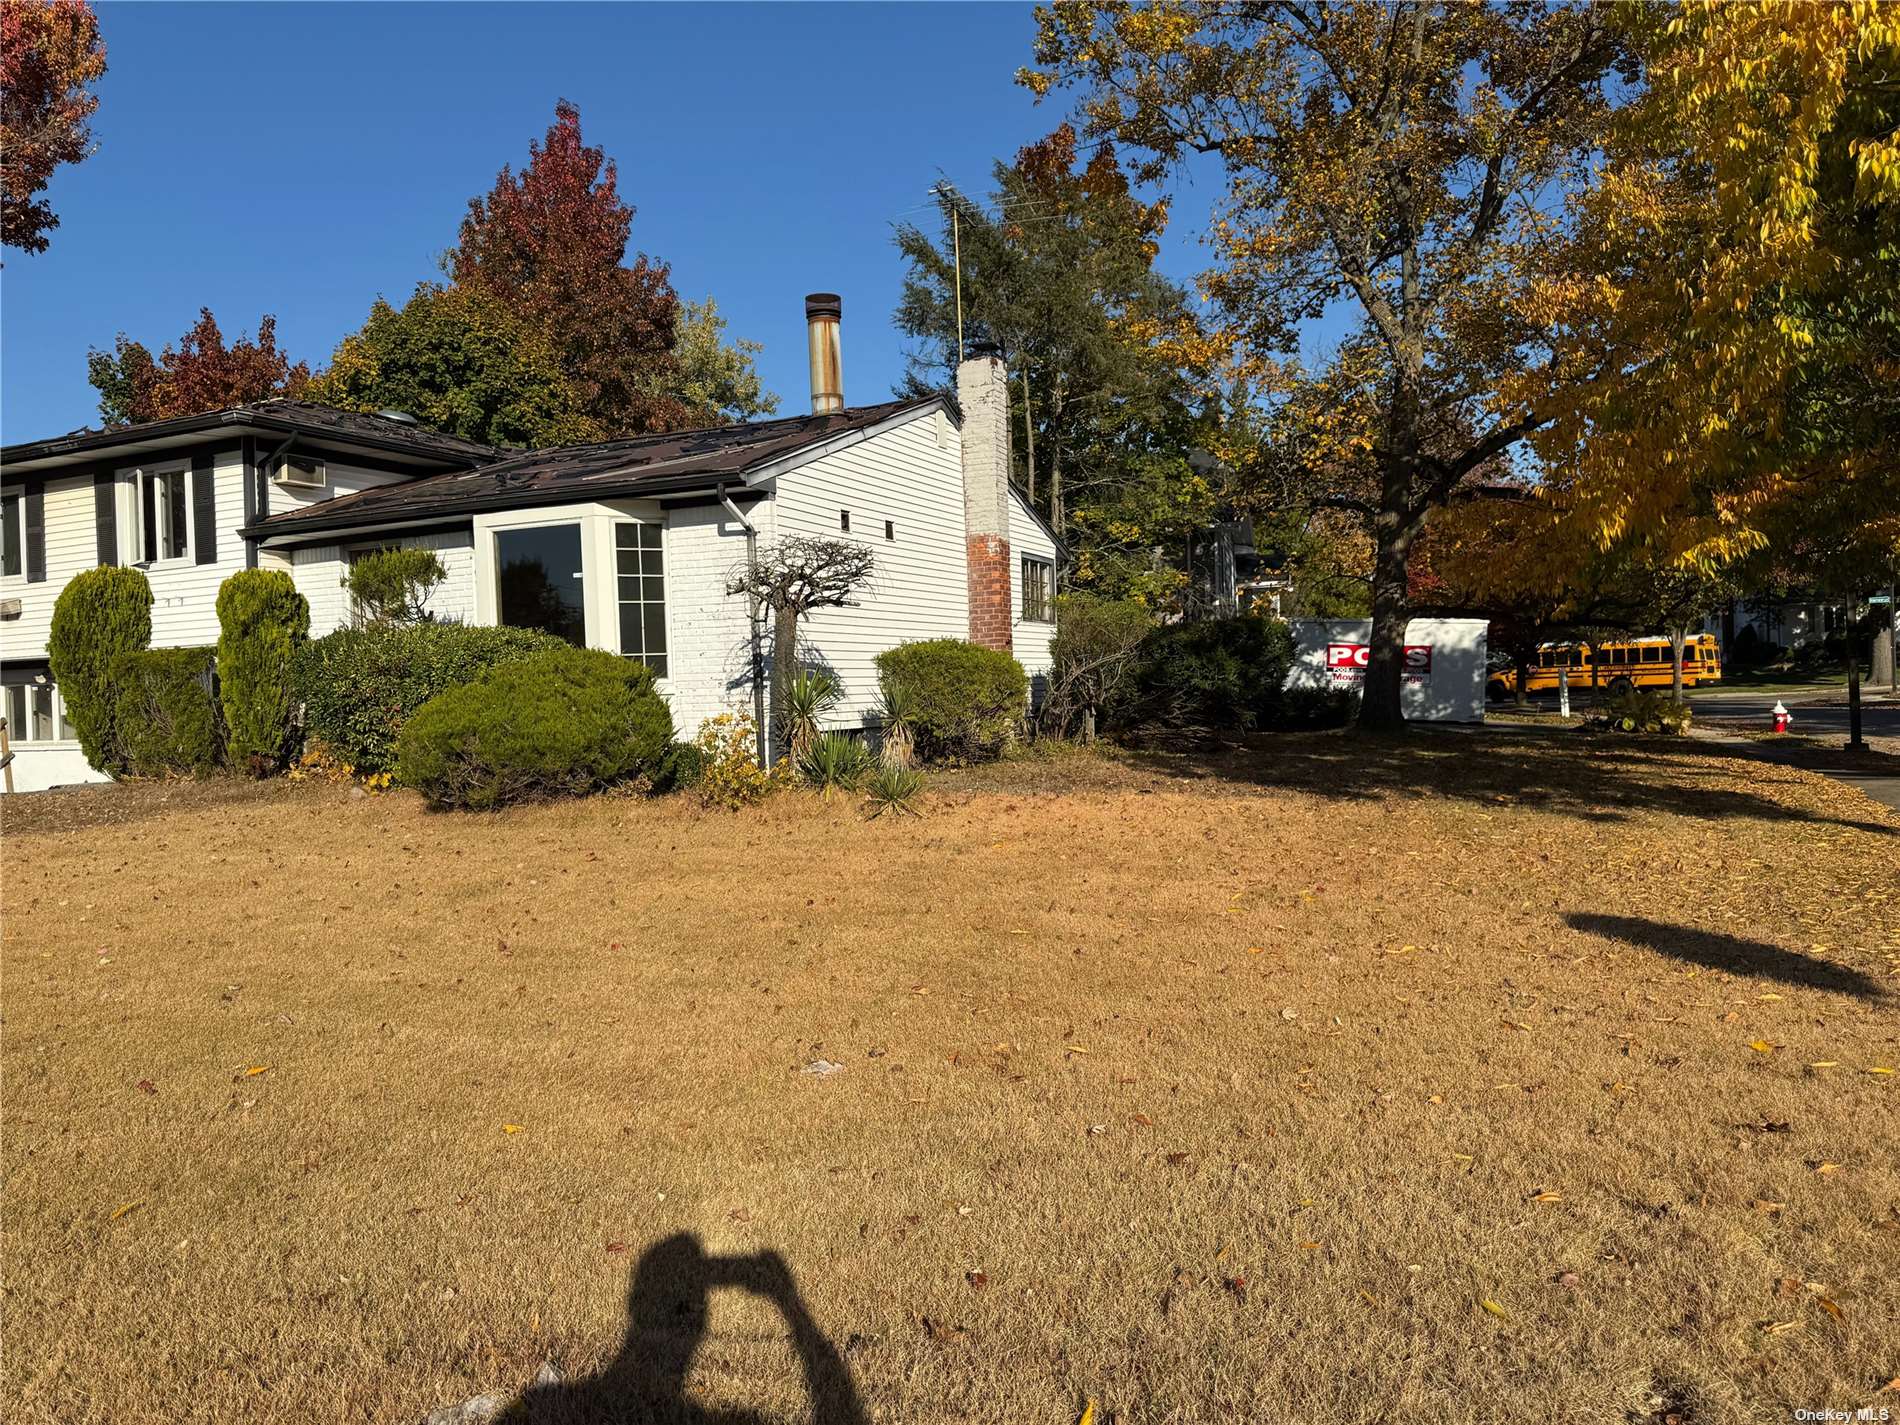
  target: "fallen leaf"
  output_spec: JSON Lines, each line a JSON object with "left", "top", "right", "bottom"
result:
{"left": 1223, "top": 1275, "right": 1248, "bottom": 1302}
{"left": 502, "top": 1124, "right": 524, "bottom": 1134}
{"left": 966, "top": 1270, "right": 988, "bottom": 1290}
{"left": 1077, "top": 1403, "right": 1096, "bottom": 1425}
{"left": 1867, "top": 1066, "right": 1895, "bottom": 1075}
{"left": 1761, "top": 1319, "right": 1803, "bottom": 1335}
{"left": 1065, "top": 1044, "right": 1089, "bottom": 1054}
{"left": 1479, "top": 1298, "right": 1508, "bottom": 1319}
{"left": 1131, "top": 1113, "right": 1153, "bottom": 1127}
{"left": 1165, "top": 1152, "right": 1190, "bottom": 1166}
{"left": 727, "top": 1208, "right": 753, "bottom": 1224}
{"left": 1752, "top": 1199, "right": 1786, "bottom": 1215}
{"left": 920, "top": 1316, "right": 968, "bottom": 1343}
{"left": 1817, "top": 1296, "right": 1843, "bottom": 1321}
{"left": 1529, "top": 1190, "right": 1563, "bottom": 1203}
{"left": 244, "top": 1065, "right": 271, "bottom": 1076}
{"left": 136, "top": 1079, "right": 157, "bottom": 1095}
{"left": 605, "top": 1241, "right": 628, "bottom": 1254}
{"left": 110, "top": 1200, "right": 144, "bottom": 1221}
{"left": 1807, "top": 1061, "right": 1841, "bottom": 1068}
{"left": 1554, "top": 1271, "right": 1582, "bottom": 1290}
{"left": 1086, "top": 1124, "right": 1107, "bottom": 1136}
{"left": 1359, "top": 1288, "right": 1381, "bottom": 1307}
{"left": 1811, "top": 1162, "right": 1842, "bottom": 1175}
{"left": 1748, "top": 1040, "right": 1777, "bottom": 1054}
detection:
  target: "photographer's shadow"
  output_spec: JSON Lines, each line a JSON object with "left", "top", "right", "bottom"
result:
{"left": 499, "top": 1233, "right": 867, "bottom": 1425}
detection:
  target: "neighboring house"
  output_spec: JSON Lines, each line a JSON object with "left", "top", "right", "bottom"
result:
{"left": 0, "top": 296, "right": 1058, "bottom": 793}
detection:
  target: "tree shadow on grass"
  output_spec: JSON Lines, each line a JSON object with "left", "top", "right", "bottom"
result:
{"left": 1565, "top": 912, "right": 1886, "bottom": 1001}
{"left": 1115, "top": 727, "right": 1898, "bottom": 836}
{"left": 497, "top": 1233, "right": 866, "bottom": 1425}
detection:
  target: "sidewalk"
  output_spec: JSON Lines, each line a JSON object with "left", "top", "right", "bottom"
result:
{"left": 1687, "top": 727, "right": 1900, "bottom": 814}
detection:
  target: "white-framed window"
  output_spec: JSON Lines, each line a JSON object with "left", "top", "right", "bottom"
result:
{"left": 0, "top": 485, "right": 21, "bottom": 578}
{"left": 3, "top": 680, "right": 78, "bottom": 744}
{"left": 130, "top": 463, "right": 191, "bottom": 564}
{"left": 614, "top": 521, "right": 667, "bottom": 677}
{"left": 1021, "top": 555, "right": 1054, "bottom": 623}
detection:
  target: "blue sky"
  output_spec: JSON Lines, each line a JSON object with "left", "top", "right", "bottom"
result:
{"left": 1, "top": 1, "right": 1240, "bottom": 441}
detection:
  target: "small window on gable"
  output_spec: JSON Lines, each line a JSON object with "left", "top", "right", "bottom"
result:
{"left": 884, "top": 520, "right": 895, "bottom": 541}
{"left": 1021, "top": 556, "right": 1054, "bottom": 623}
{"left": 839, "top": 509, "right": 850, "bottom": 533}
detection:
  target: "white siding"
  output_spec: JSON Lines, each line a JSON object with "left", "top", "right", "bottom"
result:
{"left": 287, "top": 528, "right": 477, "bottom": 637}
{"left": 659, "top": 499, "right": 771, "bottom": 737}
{"left": 769, "top": 410, "right": 969, "bottom": 726}
{"left": 1008, "top": 487, "right": 1059, "bottom": 700}
{"left": 0, "top": 472, "right": 96, "bottom": 661}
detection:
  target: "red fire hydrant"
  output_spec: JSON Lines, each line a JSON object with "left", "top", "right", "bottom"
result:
{"left": 1772, "top": 700, "right": 1790, "bottom": 734}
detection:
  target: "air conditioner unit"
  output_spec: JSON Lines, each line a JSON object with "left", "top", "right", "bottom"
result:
{"left": 273, "top": 454, "right": 327, "bottom": 490}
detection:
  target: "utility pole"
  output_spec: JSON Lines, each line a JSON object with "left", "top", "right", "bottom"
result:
{"left": 1021, "top": 364, "right": 1036, "bottom": 503}
{"left": 951, "top": 198, "right": 963, "bottom": 363}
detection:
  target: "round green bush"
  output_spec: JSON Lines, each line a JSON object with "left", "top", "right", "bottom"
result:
{"left": 874, "top": 638, "right": 1027, "bottom": 763}
{"left": 396, "top": 646, "right": 675, "bottom": 810}
{"left": 112, "top": 647, "right": 223, "bottom": 775}
{"left": 47, "top": 565, "right": 154, "bottom": 772}
{"left": 294, "top": 622, "right": 568, "bottom": 774}
{"left": 1131, "top": 616, "right": 1294, "bottom": 731}
{"left": 216, "top": 569, "right": 310, "bottom": 773}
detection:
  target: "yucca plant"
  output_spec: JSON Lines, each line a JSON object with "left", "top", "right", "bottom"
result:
{"left": 782, "top": 670, "right": 840, "bottom": 769}
{"left": 800, "top": 731, "right": 872, "bottom": 796}
{"left": 864, "top": 763, "right": 925, "bottom": 818}
{"left": 877, "top": 677, "right": 916, "bottom": 770}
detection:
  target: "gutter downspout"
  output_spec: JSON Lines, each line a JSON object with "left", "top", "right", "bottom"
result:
{"left": 719, "top": 483, "right": 769, "bottom": 768}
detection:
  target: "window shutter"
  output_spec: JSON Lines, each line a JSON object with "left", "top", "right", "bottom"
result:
{"left": 192, "top": 453, "right": 216, "bottom": 564}
{"left": 94, "top": 470, "right": 118, "bottom": 565}
{"left": 24, "top": 480, "right": 46, "bottom": 582}
{"left": 141, "top": 474, "right": 157, "bottom": 563}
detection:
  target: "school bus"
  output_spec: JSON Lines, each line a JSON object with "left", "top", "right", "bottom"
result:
{"left": 1487, "top": 633, "right": 1722, "bottom": 700}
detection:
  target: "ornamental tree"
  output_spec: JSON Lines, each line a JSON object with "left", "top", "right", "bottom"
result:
{"left": 725, "top": 538, "right": 877, "bottom": 759}
{"left": 0, "top": 0, "right": 106, "bottom": 255}
{"left": 1026, "top": 1, "right": 1633, "bottom": 728}
{"left": 87, "top": 309, "right": 310, "bottom": 426}
{"left": 450, "top": 100, "right": 687, "bottom": 437}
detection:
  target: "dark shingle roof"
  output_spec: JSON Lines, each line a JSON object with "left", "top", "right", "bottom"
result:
{"left": 246, "top": 396, "right": 946, "bottom": 540}
{"left": 2, "top": 399, "right": 502, "bottom": 470}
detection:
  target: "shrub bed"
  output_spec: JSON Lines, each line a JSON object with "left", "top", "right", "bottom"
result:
{"left": 294, "top": 622, "right": 568, "bottom": 775}
{"left": 396, "top": 647, "right": 674, "bottom": 809}
{"left": 875, "top": 639, "right": 1027, "bottom": 763}
{"left": 47, "top": 566, "right": 154, "bottom": 772}
{"left": 1129, "top": 616, "right": 1293, "bottom": 731}
{"left": 216, "top": 570, "right": 309, "bottom": 773}
{"left": 111, "top": 647, "right": 223, "bottom": 775}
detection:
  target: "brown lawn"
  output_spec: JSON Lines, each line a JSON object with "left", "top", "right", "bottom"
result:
{"left": 3, "top": 732, "right": 1897, "bottom": 1424}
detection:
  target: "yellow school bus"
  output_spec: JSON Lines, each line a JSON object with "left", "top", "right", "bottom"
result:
{"left": 1488, "top": 634, "right": 1722, "bottom": 699}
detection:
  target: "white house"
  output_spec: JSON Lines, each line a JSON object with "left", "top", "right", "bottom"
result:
{"left": 0, "top": 295, "right": 1060, "bottom": 792}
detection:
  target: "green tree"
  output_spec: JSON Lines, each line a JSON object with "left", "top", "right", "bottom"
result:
{"left": 215, "top": 569, "right": 309, "bottom": 773}
{"left": 46, "top": 564, "right": 151, "bottom": 771}
{"left": 666, "top": 298, "right": 778, "bottom": 427}
{"left": 304, "top": 284, "right": 599, "bottom": 448}
{"left": 894, "top": 125, "right": 1215, "bottom": 600}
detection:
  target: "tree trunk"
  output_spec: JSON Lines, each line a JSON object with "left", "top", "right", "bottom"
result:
{"left": 1048, "top": 384, "right": 1065, "bottom": 538}
{"left": 1358, "top": 516, "right": 1413, "bottom": 730}
{"left": 1512, "top": 641, "right": 1533, "bottom": 709}
{"left": 1670, "top": 626, "right": 1686, "bottom": 703}
{"left": 770, "top": 603, "right": 798, "bottom": 765}
{"left": 1846, "top": 641, "right": 1865, "bottom": 750}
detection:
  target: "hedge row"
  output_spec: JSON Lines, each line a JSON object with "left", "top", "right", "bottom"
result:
{"left": 293, "top": 622, "right": 569, "bottom": 774}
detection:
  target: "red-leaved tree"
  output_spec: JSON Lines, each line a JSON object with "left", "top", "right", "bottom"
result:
{"left": 87, "top": 309, "right": 311, "bottom": 426}
{"left": 450, "top": 100, "right": 687, "bottom": 436}
{"left": 1, "top": 0, "right": 107, "bottom": 255}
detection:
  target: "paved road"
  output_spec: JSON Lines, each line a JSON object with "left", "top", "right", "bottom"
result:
{"left": 1687, "top": 691, "right": 1900, "bottom": 739}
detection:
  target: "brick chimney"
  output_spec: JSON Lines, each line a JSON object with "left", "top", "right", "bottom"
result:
{"left": 957, "top": 343, "right": 1013, "bottom": 653}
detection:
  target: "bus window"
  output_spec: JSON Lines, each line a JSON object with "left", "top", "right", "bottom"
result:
{"left": 1682, "top": 646, "right": 1698, "bottom": 663}
{"left": 1640, "top": 646, "right": 1660, "bottom": 663}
